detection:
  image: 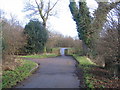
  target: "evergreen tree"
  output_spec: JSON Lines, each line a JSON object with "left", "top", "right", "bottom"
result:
{"left": 24, "top": 19, "right": 48, "bottom": 54}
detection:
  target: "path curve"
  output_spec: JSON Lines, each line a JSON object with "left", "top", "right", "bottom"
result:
{"left": 16, "top": 56, "right": 79, "bottom": 88}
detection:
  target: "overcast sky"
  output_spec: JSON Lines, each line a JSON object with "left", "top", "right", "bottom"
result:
{"left": 0, "top": 0, "right": 98, "bottom": 38}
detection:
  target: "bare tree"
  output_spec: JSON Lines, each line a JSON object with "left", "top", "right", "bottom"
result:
{"left": 24, "top": 0, "right": 59, "bottom": 28}
{"left": 46, "top": 31, "right": 82, "bottom": 54}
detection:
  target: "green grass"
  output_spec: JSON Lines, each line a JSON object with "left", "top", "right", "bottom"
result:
{"left": 52, "top": 48, "right": 60, "bottom": 50}
{"left": 73, "top": 54, "right": 96, "bottom": 88}
{"left": 73, "top": 54, "right": 95, "bottom": 65}
{"left": 19, "top": 53, "right": 59, "bottom": 58}
{"left": 2, "top": 60, "right": 38, "bottom": 88}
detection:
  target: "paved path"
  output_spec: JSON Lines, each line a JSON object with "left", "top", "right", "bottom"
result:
{"left": 16, "top": 56, "right": 79, "bottom": 88}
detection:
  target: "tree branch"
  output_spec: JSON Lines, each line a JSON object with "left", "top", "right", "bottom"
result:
{"left": 49, "top": 0, "right": 59, "bottom": 11}
{"left": 35, "top": 0, "right": 44, "bottom": 20}
{"left": 43, "top": 0, "right": 59, "bottom": 20}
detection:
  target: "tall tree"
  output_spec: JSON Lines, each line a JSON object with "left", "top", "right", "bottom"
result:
{"left": 86, "top": 1, "right": 119, "bottom": 60}
{"left": 69, "top": 0, "right": 91, "bottom": 55}
{"left": 24, "top": 0, "right": 59, "bottom": 28}
{"left": 69, "top": 0, "right": 119, "bottom": 55}
{"left": 24, "top": 19, "right": 48, "bottom": 54}
{"left": 95, "top": 4, "right": 120, "bottom": 76}
{"left": 90, "top": 1, "right": 119, "bottom": 46}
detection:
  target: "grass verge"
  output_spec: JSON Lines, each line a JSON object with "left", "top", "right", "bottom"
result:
{"left": 72, "top": 54, "right": 96, "bottom": 88}
{"left": 19, "top": 53, "right": 59, "bottom": 58}
{"left": 72, "top": 55, "right": 120, "bottom": 88}
{"left": 2, "top": 59, "right": 38, "bottom": 88}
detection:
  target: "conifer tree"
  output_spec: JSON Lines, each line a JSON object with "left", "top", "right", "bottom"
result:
{"left": 24, "top": 19, "right": 48, "bottom": 54}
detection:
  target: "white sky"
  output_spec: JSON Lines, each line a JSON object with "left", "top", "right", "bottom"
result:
{"left": 0, "top": 0, "right": 98, "bottom": 38}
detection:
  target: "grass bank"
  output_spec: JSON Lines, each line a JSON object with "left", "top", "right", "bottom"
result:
{"left": 19, "top": 53, "right": 59, "bottom": 58}
{"left": 72, "top": 54, "right": 96, "bottom": 88}
{"left": 2, "top": 59, "right": 38, "bottom": 88}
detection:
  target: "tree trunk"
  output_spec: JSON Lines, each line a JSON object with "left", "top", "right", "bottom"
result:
{"left": 82, "top": 40, "right": 88, "bottom": 56}
{"left": 43, "top": 22, "right": 46, "bottom": 28}
{"left": 42, "top": 19, "right": 47, "bottom": 28}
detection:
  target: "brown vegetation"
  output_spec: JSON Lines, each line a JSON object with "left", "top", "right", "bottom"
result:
{"left": 2, "top": 16, "right": 26, "bottom": 70}
{"left": 88, "top": 66, "right": 120, "bottom": 88}
{"left": 46, "top": 31, "right": 82, "bottom": 53}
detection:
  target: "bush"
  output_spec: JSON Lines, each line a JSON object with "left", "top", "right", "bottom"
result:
{"left": 23, "top": 19, "right": 48, "bottom": 54}
{"left": 2, "top": 18, "right": 26, "bottom": 63}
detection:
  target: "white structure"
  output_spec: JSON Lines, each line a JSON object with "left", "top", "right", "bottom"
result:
{"left": 60, "top": 48, "right": 67, "bottom": 56}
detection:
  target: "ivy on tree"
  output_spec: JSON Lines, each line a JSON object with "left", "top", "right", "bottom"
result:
{"left": 69, "top": 1, "right": 91, "bottom": 55}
